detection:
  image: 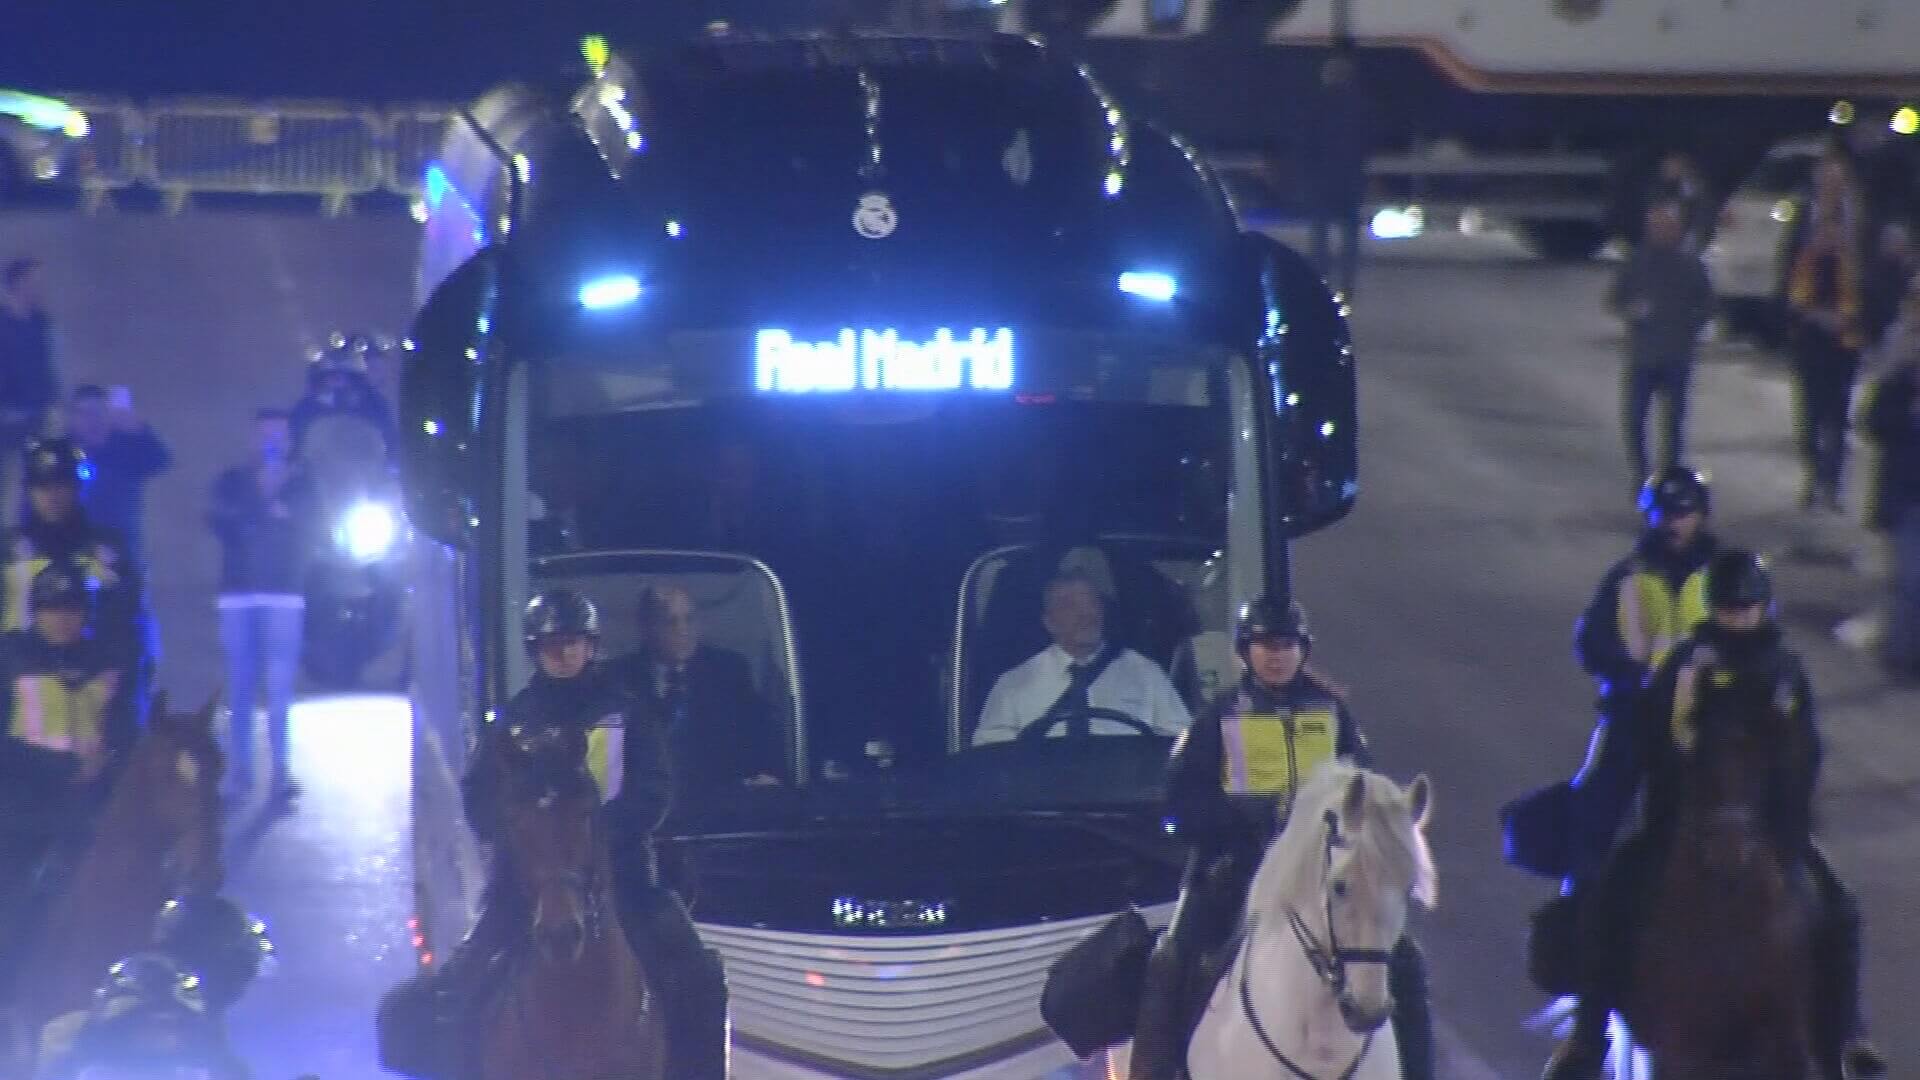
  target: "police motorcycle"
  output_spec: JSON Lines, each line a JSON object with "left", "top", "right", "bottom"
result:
{"left": 295, "top": 333, "right": 409, "bottom": 691}
{"left": 33, "top": 895, "right": 272, "bottom": 1079}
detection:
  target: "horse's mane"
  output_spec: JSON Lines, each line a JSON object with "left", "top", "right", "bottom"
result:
{"left": 1686, "top": 672, "right": 1817, "bottom": 846}
{"left": 1248, "top": 760, "right": 1438, "bottom": 914}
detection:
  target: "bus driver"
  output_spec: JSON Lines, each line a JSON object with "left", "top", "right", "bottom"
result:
{"left": 973, "top": 569, "right": 1191, "bottom": 745}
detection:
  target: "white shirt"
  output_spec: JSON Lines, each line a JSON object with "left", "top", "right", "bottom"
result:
{"left": 973, "top": 644, "right": 1192, "bottom": 746}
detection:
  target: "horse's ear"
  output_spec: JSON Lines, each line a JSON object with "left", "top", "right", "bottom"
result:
{"left": 1342, "top": 770, "right": 1367, "bottom": 824}
{"left": 1404, "top": 773, "right": 1432, "bottom": 829}
{"left": 197, "top": 691, "right": 222, "bottom": 729}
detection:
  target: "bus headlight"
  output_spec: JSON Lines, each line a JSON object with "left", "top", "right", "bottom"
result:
{"left": 340, "top": 501, "right": 401, "bottom": 562}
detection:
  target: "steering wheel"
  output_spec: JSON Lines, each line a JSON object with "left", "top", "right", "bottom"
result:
{"left": 1016, "top": 706, "right": 1160, "bottom": 742}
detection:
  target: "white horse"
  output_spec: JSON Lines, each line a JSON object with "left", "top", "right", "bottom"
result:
{"left": 1188, "top": 762, "right": 1437, "bottom": 1080}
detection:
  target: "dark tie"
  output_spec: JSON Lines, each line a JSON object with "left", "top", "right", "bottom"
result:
{"left": 1063, "top": 658, "right": 1099, "bottom": 737}
{"left": 662, "top": 668, "right": 690, "bottom": 730}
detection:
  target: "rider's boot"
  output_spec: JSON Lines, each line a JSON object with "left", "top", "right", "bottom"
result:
{"left": 1543, "top": 870, "right": 1624, "bottom": 1080}
{"left": 1128, "top": 933, "right": 1189, "bottom": 1080}
{"left": 1388, "top": 936, "right": 1434, "bottom": 1080}
{"left": 669, "top": 947, "right": 731, "bottom": 1080}
{"left": 1807, "top": 847, "right": 1885, "bottom": 1080}
{"left": 627, "top": 885, "right": 729, "bottom": 1080}
{"left": 433, "top": 878, "right": 519, "bottom": 1011}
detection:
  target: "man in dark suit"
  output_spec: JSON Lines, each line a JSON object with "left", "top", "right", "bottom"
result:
{"left": 613, "top": 584, "right": 783, "bottom": 802}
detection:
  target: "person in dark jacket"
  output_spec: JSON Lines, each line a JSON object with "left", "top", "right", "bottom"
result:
{"left": 1649, "top": 151, "right": 1715, "bottom": 253}
{"left": 0, "top": 259, "right": 59, "bottom": 492}
{"left": 0, "top": 560, "right": 124, "bottom": 975}
{"left": 1861, "top": 220, "right": 1918, "bottom": 350}
{"left": 2, "top": 437, "right": 145, "bottom": 761}
{"left": 1512, "top": 467, "right": 1720, "bottom": 884}
{"left": 1543, "top": 552, "right": 1883, "bottom": 1080}
{"left": 1129, "top": 596, "right": 1431, "bottom": 1080}
{"left": 208, "top": 409, "right": 319, "bottom": 803}
{"left": 1862, "top": 357, "right": 1920, "bottom": 675}
{"left": 1608, "top": 202, "right": 1717, "bottom": 487}
{"left": 66, "top": 384, "right": 172, "bottom": 566}
{"left": 611, "top": 583, "right": 783, "bottom": 797}
{"left": 440, "top": 589, "right": 727, "bottom": 1080}
{"left": 1305, "top": 46, "right": 1374, "bottom": 301}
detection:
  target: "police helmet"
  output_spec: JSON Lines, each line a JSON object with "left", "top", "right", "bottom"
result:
{"left": 522, "top": 589, "right": 601, "bottom": 650}
{"left": 23, "top": 436, "right": 88, "bottom": 489}
{"left": 74, "top": 953, "right": 221, "bottom": 1070}
{"left": 1235, "top": 596, "right": 1311, "bottom": 655}
{"left": 1706, "top": 549, "right": 1773, "bottom": 610}
{"left": 152, "top": 895, "right": 273, "bottom": 1012}
{"left": 310, "top": 331, "right": 379, "bottom": 374}
{"left": 1638, "top": 465, "right": 1710, "bottom": 521}
{"left": 93, "top": 953, "right": 207, "bottom": 1017}
{"left": 30, "top": 561, "right": 91, "bottom": 613}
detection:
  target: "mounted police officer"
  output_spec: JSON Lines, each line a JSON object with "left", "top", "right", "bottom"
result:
{"left": 440, "top": 589, "right": 727, "bottom": 1080}
{"left": 2, "top": 437, "right": 147, "bottom": 763}
{"left": 1580, "top": 466, "right": 1719, "bottom": 695}
{"left": 0, "top": 561, "right": 128, "bottom": 978}
{"left": 151, "top": 893, "right": 275, "bottom": 1021}
{"left": 1550, "top": 466, "right": 1722, "bottom": 874}
{"left": 1130, "top": 596, "right": 1432, "bottom": 1080}
{"left": 1543, "top": 552, "right": 1884, "bottom": 1080}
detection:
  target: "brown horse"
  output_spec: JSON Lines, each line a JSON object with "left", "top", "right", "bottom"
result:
{"left": 3, "top": 693, "right": 225, "bottom": 1068}
{"left": 477, "top": 745, "right": 662, "bottom": 1080}
{"left": 1623, "top": 673, "right": 1821, "bottom": 1080}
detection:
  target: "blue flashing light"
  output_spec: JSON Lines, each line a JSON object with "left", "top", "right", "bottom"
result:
{"left": 579, "top": 274, "right": 643, "bottom": 310}
{"left": 423, "top": 165, "right": 450, "bottom": 212}
{"left": 1118, "top": 271, "right": 1178, "bottom": 302}
{"left": 755, "top": 327, "right": 1015, "bottom": 394}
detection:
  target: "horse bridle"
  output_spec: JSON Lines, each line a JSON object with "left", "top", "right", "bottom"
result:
{"left": 1289, "top": 808, "right": 1396, "bottom": 994}
{"left": 523, "top": 789, "right": 610, "bottom": 944}
{"left": 1235, "top": 808, "right": 1392, "bottom": 1080}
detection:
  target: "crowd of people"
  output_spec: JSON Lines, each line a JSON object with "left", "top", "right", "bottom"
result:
{"left": 0, "top": 269, "right": 400, "bottom": 1073}
{"left": 1608, "top": 140, "right": 1920, "bottom": 684}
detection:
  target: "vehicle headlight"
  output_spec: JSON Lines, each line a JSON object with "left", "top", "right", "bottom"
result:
{"left": 340, "top": 501, "right": 400, "bottom": 562}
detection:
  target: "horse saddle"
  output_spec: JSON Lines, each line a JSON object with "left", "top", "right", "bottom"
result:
{"left": 1041, "top": 907, "right": 1159, "bottom": 1057}
{"left": 1500, "top": 780, "right": 1586, "bottom": 880}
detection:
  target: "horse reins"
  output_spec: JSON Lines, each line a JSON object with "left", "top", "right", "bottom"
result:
{"left": 1234, "top": 808, "right": 1391, "bottom": 1080}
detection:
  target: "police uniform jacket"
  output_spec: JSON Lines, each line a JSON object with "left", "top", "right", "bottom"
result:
{"left": 0, "top": 628, "right": 119, "bottom": 763}
{"left": 1576, "top": 529, "right": 1717, "bottom": 701}
{"left": 1632, "top": 622, "right": 1821, "bottom": 846}
{"left": 1, "top": 515, "right": 144, "bottom": 668}
{"left": 462, "top": 666, "right": 672, "bottom": 881}
{"left": 1165, "top": 671, "right": 1370, "bottom": 864}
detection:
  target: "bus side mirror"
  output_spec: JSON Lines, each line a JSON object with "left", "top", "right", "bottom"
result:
{"left": 400, "top": 253, "right": 501, "bottom": 549}
{"left": 1241, "top": 232, "right": 1358, "bottom": 539}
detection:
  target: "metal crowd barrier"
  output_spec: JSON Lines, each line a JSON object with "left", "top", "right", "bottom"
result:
{"left": 41, "top": 95, "right": 454, "bottom": 215}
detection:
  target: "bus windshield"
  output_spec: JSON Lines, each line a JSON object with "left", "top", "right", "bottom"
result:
{"left": 520, "top": 326, "right": 1267, "bottom": 822}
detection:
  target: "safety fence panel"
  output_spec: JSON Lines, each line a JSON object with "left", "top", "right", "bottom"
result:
{"left": 57, "top": 94, "right": 145, "bottom": 190}
{"left": 145, "top": 97, "right": 385, "bottom": 198}
{"left": 385, "top": 105, "right": 454, "bottom": 198}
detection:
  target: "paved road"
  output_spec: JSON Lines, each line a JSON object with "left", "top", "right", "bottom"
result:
{"left": 8, "top": 206, "right": 1915, "bottom": 1077}
{"left": 1299, "top": 234, "right": 1920, "bottom": 1078}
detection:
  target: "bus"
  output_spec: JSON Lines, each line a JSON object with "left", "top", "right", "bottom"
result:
{"left": 399, "top": 30, "right": 1358, "bottom": 1079}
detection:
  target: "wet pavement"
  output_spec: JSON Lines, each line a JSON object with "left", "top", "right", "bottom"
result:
{"left": 221, "top": 694, "right": 414, "bottom": 1080}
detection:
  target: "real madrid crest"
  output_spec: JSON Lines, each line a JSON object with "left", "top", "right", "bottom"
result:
{"left": 853, "top": 192, "right": 898, "bottom": 240}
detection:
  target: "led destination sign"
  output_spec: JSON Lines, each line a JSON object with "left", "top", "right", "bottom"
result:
{"left": 754, "top": 327, "right": 1015, "bottom": 393}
